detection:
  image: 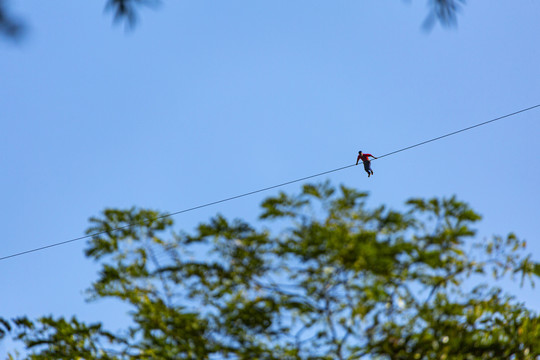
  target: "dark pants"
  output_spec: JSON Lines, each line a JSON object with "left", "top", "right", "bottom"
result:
{"left": 363, "top": 161, "right": 372, "bottom": 173}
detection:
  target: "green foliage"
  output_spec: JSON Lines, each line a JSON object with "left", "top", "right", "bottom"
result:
{"left": 3, "top": 183, "right": 540, "bottom": 359}
{"left": 9, "top": 316, "right": 122, "bottom": 360}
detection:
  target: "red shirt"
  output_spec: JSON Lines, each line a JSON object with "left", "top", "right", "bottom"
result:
{"left": 357, "top": 153, "right": 373, "bottom": 163}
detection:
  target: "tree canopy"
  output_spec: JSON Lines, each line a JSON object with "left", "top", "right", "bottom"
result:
{"left": 1, "top": 182, "right": 539, "bottom": 359}
{"left": 0, "top": 0, "right": 465, "bottom": 41}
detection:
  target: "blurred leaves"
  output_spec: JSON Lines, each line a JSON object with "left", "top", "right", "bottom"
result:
{"left": 105, "top": 0, "right": 161, "bottom": 29}
{"left": 4, "top": 182, "right": 539, "bottom": 359}
{"left": 10, "top": 316, "right": 123, "bottom": 360}
{"left": 0, "top": 0, "right": 467, "bottom": 41}
{"left": 0, "top": 0, "right": 24, "bottom": 41}
{"left": 0, "top": 317, "right": 11, "bottom": 339}
{"left": 423, "top": 0, "right": 466, "bottom": 30}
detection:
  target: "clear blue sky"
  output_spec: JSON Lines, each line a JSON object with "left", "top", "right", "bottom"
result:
{"left": 1, "top": 0, "right": 539, "bottom": 354}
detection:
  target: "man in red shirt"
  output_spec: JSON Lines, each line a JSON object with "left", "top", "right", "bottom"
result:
{"left": 356, "top": 151, "right": 378, "bottom": 177}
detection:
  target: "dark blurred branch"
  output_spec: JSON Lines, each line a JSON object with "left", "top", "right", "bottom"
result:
{"left": 0, "top": 0, "right": 24, "bottom": 41}
{"left": 0, "top": 0, "right": 465, "bottom": 41}
{"left": 423, "top": 0, "right": 465, "bottom": 30}
{"left": 105, "top": 0, "right": 160, "bottom": 29}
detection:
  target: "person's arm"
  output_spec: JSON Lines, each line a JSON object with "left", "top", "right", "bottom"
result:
{"left": 356, "top": 155, "right": 360, "bottom": 165}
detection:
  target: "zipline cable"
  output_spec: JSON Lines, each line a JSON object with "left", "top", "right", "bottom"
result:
{"left": 377, "top": 104, "right": 540, "bottom": 159}
{"left": 1, "top": 104, "right": 539, "bottom": 262}
{"left": 0, "top": 164, "right": 356, "bottom": 262}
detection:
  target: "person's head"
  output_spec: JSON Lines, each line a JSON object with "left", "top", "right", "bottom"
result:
{"left": 358, "top": 151, "right": 363, "bottom": 155}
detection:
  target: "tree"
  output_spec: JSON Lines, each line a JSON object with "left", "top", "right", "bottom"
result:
{"left": 1, "top": 0, "right": 465, "bottom": 41}
{"left": 2, "top": 182, "right": 540, "bottom": 359}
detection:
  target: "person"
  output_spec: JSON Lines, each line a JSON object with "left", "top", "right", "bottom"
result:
{"left": 356, "top": 151, "right": 377, "bottom": 177}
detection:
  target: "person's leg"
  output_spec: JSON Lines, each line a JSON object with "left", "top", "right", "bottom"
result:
{"left": 364, "top": 161, "right": 371, "bottom": 177}
{"left": 367, "top": 162, "right": 374, "bottom": 175}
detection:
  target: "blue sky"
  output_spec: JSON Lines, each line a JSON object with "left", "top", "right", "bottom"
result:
{"left": 1, "top": 0, "right": 539, "bottom": 354}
